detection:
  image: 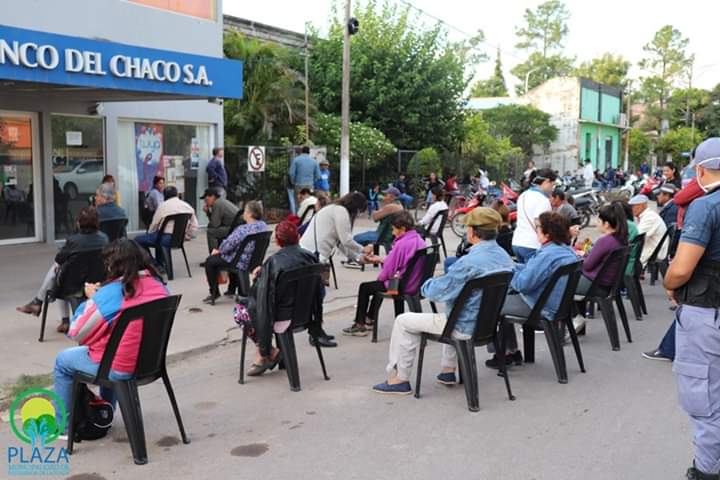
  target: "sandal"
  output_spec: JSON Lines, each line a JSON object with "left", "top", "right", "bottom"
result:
{"left": 247, "top": 351, "right": 282, "bottom": 376}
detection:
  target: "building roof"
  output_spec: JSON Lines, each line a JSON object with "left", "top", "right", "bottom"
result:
{"left": 223, "top": 15, "right": 307, "bottom": 50}
{"left": 466, "top": 97, "right": 528, "bottom": 110}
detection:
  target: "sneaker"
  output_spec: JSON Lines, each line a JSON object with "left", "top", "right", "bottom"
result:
{"left": 436, "top": 372, "right": 457, "bottom": 385}
{"left": 642, "top": 349, "right": 671, "bottom": 362}
{"left": 342, "top": 259, "right": 363, "bottom": 270}
{"left": 485, "top": 351, "right": 523, "bottom": 370}
{"left": 342, "top": 324, "right": 369, "bottom": 337}
{"left": 202, "top": 294, "right": 220, "bottom": 305}
{"left": 372, "top": 381, "right": 412, "bottom": 395}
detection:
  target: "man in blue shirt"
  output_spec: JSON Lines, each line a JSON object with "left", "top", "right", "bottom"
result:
{"left": 657, "top": 184, "right": 679, "bottom": 227}
{"left": 315, "top": 158, "right": 331, "bottom": 193}
{"left": 289, "top": 146, "right": 321, "bottom": 213}
{"left": 372, "top": 207, "right": 513, "bottom": 395}
{"left": 207, "top": 147, "right": 228, "bottom": 197}
{"left": 665, "top": 138, "right": 720, "bottom": 480}
{"left": 95, "top": 183, "right": 127, "bottom": 223}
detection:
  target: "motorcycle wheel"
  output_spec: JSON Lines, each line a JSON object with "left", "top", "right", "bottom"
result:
{"left": 580, "top": 210, "right": 592, "bottom": 229}
{"left": 451, "top": 213, "right": 466, "bottom": 238}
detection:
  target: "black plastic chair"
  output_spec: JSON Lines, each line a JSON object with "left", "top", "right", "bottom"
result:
{"left": 100, "top": 218, "right": 128, "bottom": 242}
{"left": 415, "top": 271, "right": 514, "bottom": 412}
{"left": 327, "top": 253, "right": 340, "bottom": 289}
{"left": 39, "top": 249, "right": 106, "bottom": 342}
{"left": 420, "top": 209, "right": 449, "bottom": 258}
{"left": 646, "top": 224, "right": 674, "bottom": 286}
{"left": 576, "top": 246, "right": 631, "bottom": 351}
{"left": 220, "top": 230, "right": 272, "bottom": 296}
{"left": 67, "top": 295, "right": 189, "bottom": 465}
{"left": 154, "top": 213, "right": 192, "bottom": 281}
{"left": 371, "top": 245, "right": 440, "bottom": 343}
{"left": 620, "top": 233, "right": 646, "bottom": 321}
{"left": 504, "top": 261, "right": 585, "bottom": 384}
{"left": 238, "top": 264, "right": 330, "bottom": 391}
{"left": 496, "top": 229, "right": 514, "bottom": 257}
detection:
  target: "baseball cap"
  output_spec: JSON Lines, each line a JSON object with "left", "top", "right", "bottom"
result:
{"left": 659, "top": 184, "right": 678, "bottom": 195}
{"left": 383, "top": 186, "right": 401, "bottom": 197}
{"left": 4, "top": 176, "right": 17, "bottom": 186}
{"left": 462, "top": 207, "right": 502, "bottom": 229}
{"left": 319, "top": 158, "right": 329, "bottom": 165}
{"left": 693, "top": 138, "right": 720, "bottom": 170}
{"left": 628, "top": 194, "right": 649, "bottom": 205}
{"left": 200, "top": 187, "right": 221, "bottom": 199}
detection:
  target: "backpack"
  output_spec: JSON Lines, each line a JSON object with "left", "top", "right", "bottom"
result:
{"left": 72, "top": 384, "right": 114, "bottom": 442}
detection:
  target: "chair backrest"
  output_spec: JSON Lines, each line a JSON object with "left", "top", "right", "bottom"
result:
{"left": 628, "top": 232, "right": 646, "bottom": 277}
{"left": 99, "top": 218, "right": 128, "bottom": 242}
{"left": 95, "top": 295, "right": 182, "bottom": 384}
{"left": 399, "top": 245, "right": 439, "bottom": 295}
{"left": 230, "top": 230, "right": 273, "bottom": 271}
{"left": 157, "top": 213, "right": 192, "bottom": 248}
{"left": 669, "top": 225, "right": 681, "bottom": 258}
{"left": 429, "top": 209, "right": 449, "bottom": 236}
{"left": 229, "top": 209, "right": 245, "bottom": 232}
{"left": 585, "top": 246, "right": 629, "bottom": 298}
{"left": 526, "top": 260, "right": 583, "bottom": 323}
{"left": 647, "top": 223, "right": 674, "bottom": 263}
{"left": 56, "top": 249, "right": 106, "bottom": 297}
{"left": 441, "top": 271, "right": 514, "bottom": 344}
{"left": 496, "top": 229, "right": 514, "bottom": 256}
{"left": 275, "top": 264, "right": 326, "bottom": 331}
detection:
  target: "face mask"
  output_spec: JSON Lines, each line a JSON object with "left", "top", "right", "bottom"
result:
{"left": 697, "top": 165, "right": 720, "bottom": 193}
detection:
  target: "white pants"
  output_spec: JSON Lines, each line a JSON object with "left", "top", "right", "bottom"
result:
{"left": 386, "top": 312, "right": 469, "bottom": 381}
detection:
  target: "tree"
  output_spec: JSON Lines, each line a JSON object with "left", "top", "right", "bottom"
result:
{"left": 223, "top": 32, "right": 307, "bottom": 145}
{"left": 638, "top": 25, "right": 692, "bottom": 131}
{"left": 655, "top": 127, "right": 703, "bottom": 160}
{"left": 575, "top": 53, "right": 631, "bottom": 90}
{"left": 511, "top": 0, "right": 575, "bottom": 94}
{"left": 463, "top": 113, "right": 523, "bottom": 177}
{"left": 481, "top": 104, "right": 558, "bottom": 157}
{"left": 696, "top": 83, "right": 720, "bottom": 137}
{"left": 471, "top": 49, "right": 508, "bottom": 97}
{"left": 407, "top": 148, "right": 442, "bottom": 177}
{"left": 667, "top": 87, "right": 710, "bottom": 129}
{"left": 309, "top": 0, "right": 483, "bottom": 151}
{"left": 627, "top": 128, "right": 652, "bottom": 170}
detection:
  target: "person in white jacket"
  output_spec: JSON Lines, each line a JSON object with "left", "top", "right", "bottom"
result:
{"left": 629, "top": 194, "right": 668, "bottom": 265}
{"left": 511, "top": 168, "right": 557, "bottom": 263}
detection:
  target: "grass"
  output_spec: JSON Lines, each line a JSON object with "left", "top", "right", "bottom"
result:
{"left": 0, "top": 373, "right": 53, "bottom": 410}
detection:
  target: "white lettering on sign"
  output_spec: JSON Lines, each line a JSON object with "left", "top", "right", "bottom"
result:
{"left": 0, "top": 37, "right": 215, "bottom": 87}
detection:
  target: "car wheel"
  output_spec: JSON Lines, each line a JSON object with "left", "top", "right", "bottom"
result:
{"left": 64, "top": 183, "right": 78, "bottom": 200}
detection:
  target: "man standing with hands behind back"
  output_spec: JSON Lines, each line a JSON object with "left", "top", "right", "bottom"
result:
{"left": 289, "top": 146, "right": 321, "bottom": 213}
{"left": 207, "top": 147, "right": 228, "bottom": 198}
{"left": 664, "top": 138, "right": 720, "bottom": 480}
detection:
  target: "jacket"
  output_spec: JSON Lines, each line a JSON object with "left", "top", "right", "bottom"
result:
{"left": 674, "top": 177, "right": 704, "bottom": 229}
{"left": 637, "top": 208, "right": 668, "bottom": 265}
{"left": 208, "top": 198, "right": 239, "bottom": 230}
{"left": 289, "top": 154, "right": 321, "bottom": 187}
{"left": 658, "top": 200, "right": 678, "bottom": 227}
{"left": 207, "top": 157, "right": 228, "bottom": 188}
{"left": 377, "top": 230, "right": 426, "bottom": 293}
{"left": 299, "top": 204, "right": 364, "bottom": 262}
{"left": 254, "top": 245, "right": 319, "bottom": 356}
{"left": 97, "top": 203, "right": 128, "bottom": 223}
{"left": 55, "top": 231, "right": 109, "bottom": 265}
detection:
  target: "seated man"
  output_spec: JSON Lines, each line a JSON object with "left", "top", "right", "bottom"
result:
{"left": 656, "top": 184, "right": 679, "bottom": 227}
{"left": 352, "top": 186, "right": 403, "bottom": 249}
{"left": 296, "top": 188, "right": 318, "bottom": 225}
{"left": 135, "top": 186, "right": 198, "bottom": 268}
{"left": 372, "top": 207, "right": 513, "bottom": 395}
{"left": 95, "top": 183, "right": 127, "bottom": 223}
{"left": 417, "top": 187, "right": 448, "bottom": 237}
{"left": 629, "top": 194, "right": 668, "bottom": 266}
{"left": 550, "top": 188, "right": 580, "bottom": 225}
{"left": 202, "top": 187, "right": 239, "bottom": 252}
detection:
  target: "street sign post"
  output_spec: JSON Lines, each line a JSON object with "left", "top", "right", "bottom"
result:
{"left": 247, "top": 146, "right": 266, "bottom": 173}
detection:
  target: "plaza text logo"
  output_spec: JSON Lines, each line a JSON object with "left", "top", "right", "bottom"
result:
{"left": 7, "top": 388, "right": 70, "bottom": 476}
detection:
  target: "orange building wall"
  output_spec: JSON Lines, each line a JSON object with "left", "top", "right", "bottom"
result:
{"left": 128, "top": 0, "right": 216, "bottom": 20}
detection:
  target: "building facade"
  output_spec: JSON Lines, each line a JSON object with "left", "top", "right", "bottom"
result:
{"left": 0, "top": 0, "right": 243, "bottom": 246}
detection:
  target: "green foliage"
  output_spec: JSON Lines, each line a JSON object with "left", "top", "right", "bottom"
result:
{"left": 575, "top": 53, "right": 631, "bottom": 90}
{"left": 309, "top": 0, "right": 482, "bottom": 151}
{"left": 696, "top": 83, "right": 720, "bottom": 137}
{"left": 463, "top": 113, "right": 523, "bottom": 177}
{"left": 667, "top": 87, "right": 710, "bottom": 129}
{"left": 655, "top": 127, "right": 703, "bottom": 160}
{"left": 223, "top": 32, "right": 307, "bottom": 145}
{"left": 471, "top": 49, "right": 508, "bottom": 97}
{"left": 407, "top": 147, "right": 442, "bottom": 177}
{"left": 627, "top": 128, "right": 652, "bottom": 170}
{"left": 481, "top": 105, "right": 558, "bottom": 157}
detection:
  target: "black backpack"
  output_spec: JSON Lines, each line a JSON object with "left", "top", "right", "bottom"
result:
{"left": 72, "top": 384, "right": 114, "bottom": 442}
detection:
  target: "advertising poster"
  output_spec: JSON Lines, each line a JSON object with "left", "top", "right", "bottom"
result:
{"left": 135, "top": 123, "right": 164, "bottom": 192}
{"left": 190, "top": 137, "right": 200, "bottom": 170}
{"left": 162, "top": 155, "right": 185, "bottom": 195}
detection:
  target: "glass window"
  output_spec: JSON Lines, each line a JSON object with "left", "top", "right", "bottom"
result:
{"left": 584, "top": 132, "right": 592, "bottom": 162}
{"left": 0, "top": 113, "right": 35, "bottom": 242}
{"left": 50, "top": 115, "right": 105, "bottom": 239}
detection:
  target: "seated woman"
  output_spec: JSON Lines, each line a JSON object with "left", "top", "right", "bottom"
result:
{"left": 237, "top": 221, "right": 321, "bottom": 376}
{"left": 484, "top": 212, "right": 579, "bottom": 369}
{"left": 203, "top": 201, "right": 267, "bottom": 305}
{"left": 417, "top": 187, "right": 448, "bottom": 237}
{"left": 17, "top": 207, "right": 109, "bottom": 333}
{"left": 53, "top": 239, "right": 168, "bottom": 425}
{"left": 342, "top": 211, "right": 426, "bottom": 336}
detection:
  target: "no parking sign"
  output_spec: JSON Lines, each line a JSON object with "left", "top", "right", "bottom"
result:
{"left": 247, "top": 146, "right": 266, "bottom": 172}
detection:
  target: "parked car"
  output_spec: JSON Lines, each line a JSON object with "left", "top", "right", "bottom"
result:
{"left": 53, "top": 160, "right": 104, "bottom": 200}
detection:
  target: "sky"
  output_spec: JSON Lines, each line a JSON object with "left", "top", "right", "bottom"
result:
{"left": 223, "top": 0, "right": 720, "bottom": 95}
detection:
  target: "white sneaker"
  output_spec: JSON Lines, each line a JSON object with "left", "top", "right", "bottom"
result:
{"left": 572, "top": 315, "right": 586, "bottom": 332}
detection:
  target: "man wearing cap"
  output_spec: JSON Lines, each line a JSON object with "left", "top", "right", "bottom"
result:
{"left": 665, "top": 138, "right": 720, "bottom": 480}
{"left": 289, "top": 146, "right": 321, "bottom": 212}
{"left": 372, "top": 207, "right": 513, "bottom": 395}
{"left": 351, "top": 186, "right": 403, "bottom": 251}
{"left": 202, "top": 187, "right": 240, "bottom": 252}
{"left": 315, "top": 158, "right": 331, "bottom": 193}
{"left": 629, "top": 194, "right": 668, "bottom": 266}
{"left": 657, "top": 184, "right": 679, "bottom": 227}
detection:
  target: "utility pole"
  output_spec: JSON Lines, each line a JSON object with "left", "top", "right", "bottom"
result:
{"left": 624, "top": 83, "right": 631, "bottom": 172}
{"left": 304, "top": 23, "right": 310, "bottom": 143}
{"left": 340, "top": 0, "right": 352, "bottom": 196}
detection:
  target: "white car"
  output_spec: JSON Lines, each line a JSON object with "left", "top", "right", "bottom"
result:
{"left": 54, "top": 160, "right": 104, "bottom": 200}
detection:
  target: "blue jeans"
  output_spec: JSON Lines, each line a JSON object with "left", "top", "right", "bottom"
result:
{"left": 53, "top": 346, "right": 132, "bottom": 431}
{"left": 135, "top": 232, "right": 172, "bottom": 265}
{"left": 512, "top": 246, "right": 537, "bottom": 264}
{"left": 658, "top": 319, "right": 676, "bottom": 360}
{"left": 398, "top": 193, "right": 413, "bottom": 208}
{"left": 367, "top": 200, "right": 379, "bottom": 218}
{"left": 354, "top": 230, "right": 379, "bottom": 246}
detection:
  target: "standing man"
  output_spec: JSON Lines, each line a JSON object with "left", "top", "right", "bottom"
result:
{"left": 288, "top": 146, "right": 321, "bottom": 213}
{"left": 583, "top": 159, "right": 595, "bottom": 188}
{"left": 640, "top": 160, "right": 651, "bottom": 176}
{"left": 207, "top": 147, "right": 228, "bottom": 198}
{"left": 315, "top": 158, "right": 331, "bottom": 194}
{"left": 629, "top": 194, "right": 668, "bottom": 266}
{"left": 393, "top": 173, "right": 414, "bottom": 209}
{"left": 657, "top": 184, "right": 679, "bottom": 227}
{"left": 202, "top": 187, "right": 239, "bottom": 252}
{"left": 664, "top": 138, "right": 720, "bottom": 480}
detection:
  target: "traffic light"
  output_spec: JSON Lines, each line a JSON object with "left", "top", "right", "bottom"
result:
{"left": 347, "top": 17, "right": 359, "bottom": 35}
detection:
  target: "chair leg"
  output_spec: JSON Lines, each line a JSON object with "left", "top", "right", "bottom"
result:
{"left": 564, "top": 317, "right": 586, "bottom": 373}
{"left": 615, "top": 293, "right": 633, "bottom": 343}
{"left": 314, "top": 340, "right": 330, "bottom": 381}
{"left": 542, "top": 320, "right": 568, "bottom": 384}
{"left": 372, "top": 300, "right": 382, "bottom": 344}
{"left": 162, "top": 372, "right": 190, "bottom": 444}
{"left": 238, "top": 328, "right": 248, "bottom": 384}
{"left": 181, "top": 246, "right": 192, "bottom": 278}
{"left": 393, "top": 297, "right": 405, "bottom": 317}
{"left": 522, "top": 324, "right": 535, "bottom": 364}
{"left": 455, "top": 340, "right": 479, "bottom": 412}
{"left": 597, "top": 298, "right": 621, "bottom": 351}
{"left": 429, "top": 301, "right": 438, "bottom": 314}
{"left": 330, "top": 258, "right": 338, "bottom": 289}
{"left": 496, "top": 331, "right": 515, "bottom": 401}
{"left": 276, "top": 332, "right": 301, "bottom": 391}
{"left": 624, "top": 277, "right": 643, "bottom": 320}
{"left": 637, "top": 277, "right": 648, "bottom": 315}
{"left": 114, "top": 380, "right": 148, "bottom": 465}
{"left": 38, "top": 291, "right": 51, "bottom": 342}
{"left": 161, "top": 247, "right": 174, "bottom": 281}
{"left": 414, "top": 335, "right": 427, "bottom": 399}
{"left": 440, "top": 236, "right": 448, "bottom": 259}
{"left": 66, "top": 377, "right": 83, "bottom": 454}
{"left": 649, "top": 263, "right": 658, "bottom": 286}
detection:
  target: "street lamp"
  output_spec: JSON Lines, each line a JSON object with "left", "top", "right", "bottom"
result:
{"left": 524, "top": 67, "right": 541, "bottom": 95}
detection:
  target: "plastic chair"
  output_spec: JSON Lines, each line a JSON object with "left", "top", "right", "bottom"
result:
{"left": 646, "top": 224, "right": 675, "bottom": 286}
{"left": 219, "top": 230, "right": 272, "bottom": 296}
{"left": 371, "top": 245, "right": 440, "bottom": 343}
{"left": 99, "top": 218, "right": 128, "bottom": 242}
{"left": 620, "top": 233, "right": 646, "bottom": 321}
{"left": 576, "top": 247, "right": 631, "bottom": 351}
{"left": 238, "top": 264, "right": 330, "bottom": 391}
{"left": 414, "top": 271, "right": 514, "bottom": 412}
{"left": 420, "top": 209, "right": 449, "bottom": 258}
{"left": 504, "top": 261, "right": 585, "bottom": 384}
{"left": 67, "top": 295, "right": 189, "bottom": 465}
{"left": 39, "top": 249, "right": 106, "bottom": 342}
{"left": 496, "top": 229, "right": 514, "bottom": 257}
{"left": 154, "top": 213, "right": 192, "bottom": 281}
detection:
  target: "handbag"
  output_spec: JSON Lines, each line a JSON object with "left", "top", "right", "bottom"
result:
{"left": 311, "top": 214, "right": 332, "bottom": 286}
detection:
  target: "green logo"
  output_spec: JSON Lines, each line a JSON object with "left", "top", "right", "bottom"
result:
{"left": 9, "top": 388, "right": 67, "bottom": 447}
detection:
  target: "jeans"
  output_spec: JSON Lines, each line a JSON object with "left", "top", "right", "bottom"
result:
{"left": 287, "top": 188, "right": 297, "bottom": 215}
{"left": 398, "top": 193, "right": 413, "bottom": 208}
{"left": 368, "top": 200, "right": 379, "bottom": 218}
{"left": 512, "top": 246, "right": 537, "bottom": 264}
{"left": 354, "top": 230, "right": 379, "bottom": 246}
{"left": 135, "top": 232, "right": 172, "bottom": 266}
{"left": 658, "top": 319, "right": 676, "bottom": 359}
{"left": 53, "top": 346, "right": 132, "bottom": 431}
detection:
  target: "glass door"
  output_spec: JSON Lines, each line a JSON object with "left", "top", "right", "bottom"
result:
{"left": 0, "top": 111, "right": 40, "bottom": 244}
